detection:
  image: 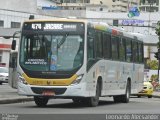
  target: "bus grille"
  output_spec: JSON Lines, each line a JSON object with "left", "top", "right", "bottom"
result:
{"left": 31, "top": 87, "right": 67, "bottom": 95}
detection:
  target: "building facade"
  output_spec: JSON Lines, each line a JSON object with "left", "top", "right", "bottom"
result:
{"left": 0, "top": 0, "right": 55, "bottom": 67}
{"left": 139, "top": 0, "right": 160, "bottom": 12}
{"left": 111, "top": 0, "right": 140, "bottom": 12}
{"left": 53, "top": 0, "right": 140, "bottom": 12}
{"left": 0, "top": 0, "right": 159, "bottom": 67}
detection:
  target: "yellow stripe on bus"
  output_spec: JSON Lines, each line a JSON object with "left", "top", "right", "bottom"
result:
{"left": 22, "top": 73, "right": 78, "bottom": 86}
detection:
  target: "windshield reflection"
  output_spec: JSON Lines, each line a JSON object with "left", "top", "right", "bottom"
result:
{"left": 20, "top": 34, "right": 84, "bottom": 71}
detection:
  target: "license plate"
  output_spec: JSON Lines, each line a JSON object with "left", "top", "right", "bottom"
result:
{"left": 42, "top": 90, "right": 55, "bottom": 96}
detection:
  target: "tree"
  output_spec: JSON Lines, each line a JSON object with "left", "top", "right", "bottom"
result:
{"left": 150, "top": 74, "right": 158, "bottom": 82}
{"left": 147, "top": 60, "right": 158, "bottom": 70}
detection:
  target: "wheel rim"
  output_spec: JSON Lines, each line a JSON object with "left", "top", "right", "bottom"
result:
{"left": 126, "top": 83, "right": 130, "bottom": 101}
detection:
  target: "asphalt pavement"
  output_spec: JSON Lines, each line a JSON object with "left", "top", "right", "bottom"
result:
{"left": 0, "top": 83, "right": 160, "bottom": 104}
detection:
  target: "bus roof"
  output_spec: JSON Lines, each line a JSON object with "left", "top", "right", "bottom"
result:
{"left": 23, "top": 18, "right": 143, "bottom": 42}
{"left": 88, "top": 21, "right": 143, "bottom": 42}
{"left": 24, "top": 18, "right": 87, "bottom": 23}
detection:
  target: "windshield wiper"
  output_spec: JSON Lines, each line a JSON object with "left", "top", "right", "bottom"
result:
{"left": 57, "top": 34, "right": 68, "bottom": 48}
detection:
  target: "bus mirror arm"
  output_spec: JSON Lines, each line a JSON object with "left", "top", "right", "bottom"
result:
{"left": 12, "top": 31, "right": 21, "bottom": 50}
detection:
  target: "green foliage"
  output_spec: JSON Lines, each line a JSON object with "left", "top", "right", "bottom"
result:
{"left": 150, "top": 74, "right": 158, "bottom": 81}
{"left": 147, "top": 60, "right": 158, "bottom": 70}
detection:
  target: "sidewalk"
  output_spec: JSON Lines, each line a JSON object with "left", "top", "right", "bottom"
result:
{"left": 0, "top": 83, "right": 33, "bottom": 104}
{"left": 0, "top": 83, "right": 160, "bottom": 104}
{"left": 152, "top": 91, "right": 160, "bottom": 98}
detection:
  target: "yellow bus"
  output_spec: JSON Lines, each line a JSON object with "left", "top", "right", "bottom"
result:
{"left": 11, "top": 18, "right": 144, "bottom": 107}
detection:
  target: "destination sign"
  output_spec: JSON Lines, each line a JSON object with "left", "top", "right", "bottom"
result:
{"left": 23, "top": 22, "right": 84, "bottom": 32}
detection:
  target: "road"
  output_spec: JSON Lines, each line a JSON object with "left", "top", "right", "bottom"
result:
{"left": 0, "top": 97, "right": 160, "bottom": 120}
{"left": 0, "top": 97, "right": 160, "bottom": 114}
{"left": 1, "top": 83, "right": 160, "bottom": 119}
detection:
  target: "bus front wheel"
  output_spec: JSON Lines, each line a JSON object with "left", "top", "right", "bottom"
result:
{"left": 34, "top": 96, "right": 49, "bottom": 107}
{"left": 87, "top": 82, "right": 100, "bottom": 107}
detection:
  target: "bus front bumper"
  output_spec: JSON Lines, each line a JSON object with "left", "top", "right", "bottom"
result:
{"left": 18, "top": 82, "right": 89, "bottom": 97}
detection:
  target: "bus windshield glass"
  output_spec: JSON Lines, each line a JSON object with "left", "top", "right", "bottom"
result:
{"left": 20, "top": 22, "right": 84, "bottom": 72}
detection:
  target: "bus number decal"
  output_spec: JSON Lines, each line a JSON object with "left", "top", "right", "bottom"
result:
{"left": 44, "top": 24, "right": 63, "bottom": 30}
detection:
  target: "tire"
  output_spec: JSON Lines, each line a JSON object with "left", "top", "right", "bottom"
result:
{"left": 137, "top": 95, "right": 141, "bottom": 98}
{"left": 113, "top": 95, "right": 122, "bottom": 103}
{"left": 72, "top": 98, "right": 84, "bottom": 104}
{"left": 148, "top": 95, "right": 152, "bottom": 98}
{"left": 121, "top": 81, "right": 130, "bottom": 103}
{"left": 113, "top": 81, "right": 130, "bottom": 103}
{"left": 87, "top": 82, "right": 100, "bottom": 107}
{"left": 34, "top": 96, "right": 49, "bottom": 107}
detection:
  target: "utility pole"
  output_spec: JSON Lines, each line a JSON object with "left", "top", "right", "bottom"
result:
{"left": 155, "top": 20, "right": 160, "bottom": 84}
{"left": 158, "top": 49, "right": 160, "bottom": 83}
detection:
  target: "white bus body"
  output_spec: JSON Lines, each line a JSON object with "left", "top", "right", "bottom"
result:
{"left": 11, "top": 19, "right": 144, "bottom": 107}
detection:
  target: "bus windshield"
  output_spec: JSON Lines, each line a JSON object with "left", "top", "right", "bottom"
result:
{"left": 20, "top": 33, "right": 84, "bottom": 72}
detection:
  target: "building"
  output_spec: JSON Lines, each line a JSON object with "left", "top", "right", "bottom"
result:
{"left": 53, "top": 0, "right": 139, "bottom": 12}
{"left": 52, "top": 0, "right": 109, "bottom": 11}
{"left": 139, "top": 0, "right": 160, "bottom": 12}
{"left": 110, "top": 0, "right": 140, "bottom": 12}
{"left": 0, "top": 0, "right": 56, "bottom": 67}
{"left": 0, "top": 0, "right": 159, "bottom": 68}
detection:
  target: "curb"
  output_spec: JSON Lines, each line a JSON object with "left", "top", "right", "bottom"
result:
{"left": 152, "top": 95, "right": 160, "bottom": 98}
{"left": 0, "top": 97, "right": 33, "bottom": 104}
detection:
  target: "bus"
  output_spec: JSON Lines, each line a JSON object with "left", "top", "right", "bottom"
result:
{"left": 11, "top": 19, "right": 144, "bottom": 107}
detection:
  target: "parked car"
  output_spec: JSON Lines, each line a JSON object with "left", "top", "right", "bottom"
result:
{"left": 0, "top": 67, "right": 9, "bottom": 85}
{"left": 137, "top": 82, "right": 153, "bottom": 98}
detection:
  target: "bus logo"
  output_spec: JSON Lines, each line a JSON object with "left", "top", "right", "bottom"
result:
{"left": 47, "top": 81, "right": 51, "bottom": 85}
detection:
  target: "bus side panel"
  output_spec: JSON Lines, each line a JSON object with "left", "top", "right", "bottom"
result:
{"left": 131, "top": 64, "right": 144, "bottom": 94}
{"left": 86, "top": 60, "right": 105, "bottom": 97}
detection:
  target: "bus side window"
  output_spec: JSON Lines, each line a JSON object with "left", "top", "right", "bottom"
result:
{"left": 126, "top": 39, "right": 132, "bottom": 62}
{"left": 87, "top": 36, "right": 95, "bottom": 70}
{"left": 95, "top": 32, "right": 103, "bottom": 59}
{"left": 111, "top": 36, "right": 119, "bottom": 60}
{"left": 138, "top": 43, "right": 144, "bottom": 63}
{"left": 87, "top": 28, "right": 95, "bottom": 61}
{"left": 119, "top": 38, "right": 126, "bottom": 61}
{"left": 87, "top": 37, "right": 94, "bottom": 59}
{"left": 103, "top": 33, "right": 111, "bottom": 59}
{"left": 132, "top": 41, "right": 139, "bottom": 63}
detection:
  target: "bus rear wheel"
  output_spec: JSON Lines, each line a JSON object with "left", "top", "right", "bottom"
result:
{"left": 34, "top": 96, "right": 49, "bottom": 107}
{"left": 87, "top": 82, "right": 100, "bottom": 107}
{"left": 114, "top": 81, "right": 130, "bottom": 103}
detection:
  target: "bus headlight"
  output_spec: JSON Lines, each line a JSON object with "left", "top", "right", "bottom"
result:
{"left": 71, "top": 74, "right": 83, "bottom": 85}
{"left": 18, "top": 74, "right": 28, "bottom": 85}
